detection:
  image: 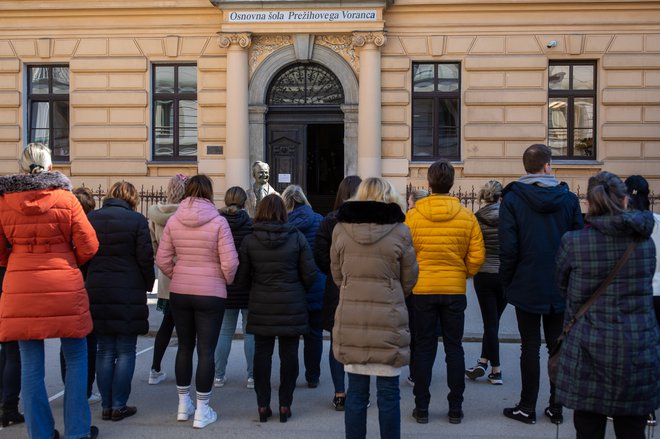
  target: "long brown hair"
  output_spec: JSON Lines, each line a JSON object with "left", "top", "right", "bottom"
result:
{"left": 184, "top": 175, "right": 214, "bottom": 202}
{"left": 333, "top": 176, "right": 361, "bottom": 211}
{"left": 587, "top": 171, "right": 627, "bottom": 217}
{"left": 254, "top": 194, "right": 288, "bottom": 224}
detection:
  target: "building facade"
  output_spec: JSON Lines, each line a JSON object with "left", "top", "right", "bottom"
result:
{"left": 1, "top": 0, "right": 659, "bottom": 212}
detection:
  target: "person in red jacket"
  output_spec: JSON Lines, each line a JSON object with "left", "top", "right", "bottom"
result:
{"left": 0, "top": 143, "right": 100, "bottom": 439}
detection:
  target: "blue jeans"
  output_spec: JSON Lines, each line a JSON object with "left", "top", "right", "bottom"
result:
{"left": 96, "top": 334, "right": 137, "bottom": 410}
{"left": 20, "top": 338, "right": 91, "bottom": 439}
{"left": 214, "top": 308, "right": 254, "bottom": 379}
{"left": 329, "top": 336, "right": 345, "bottom": 394}
{"left": 412, "top": 294, "right": 466, "bottom": 412}
{"left": 345, "top": 373, "right": 400, "bottom": 439}
{"left": 303, "top": 310, "right": 323, "bottom": 384}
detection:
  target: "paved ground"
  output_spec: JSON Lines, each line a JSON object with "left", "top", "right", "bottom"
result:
{"left": 0, "top": 336, "right": 625, "bottom": 439}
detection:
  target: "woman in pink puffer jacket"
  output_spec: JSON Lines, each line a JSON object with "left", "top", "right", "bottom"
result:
{"left": 156, "top": 175, "right": 238, "bottom": 429}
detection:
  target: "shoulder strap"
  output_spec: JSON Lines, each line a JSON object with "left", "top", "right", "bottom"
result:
{"left": 563, "top": 240, "right": 638, "bottom": 333}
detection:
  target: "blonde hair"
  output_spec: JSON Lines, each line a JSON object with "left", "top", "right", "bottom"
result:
{"left": 478, "top": 180, "right": 503, "bottom": 203}
{"left": 166, "top": 174, "right": 187, "bottom": 204}
{"left": 354, "top": 178, "right": 402, "bottom": 207}
{"left": 19, "top": 143, "right": 52, "bottom": 174}
{"left": 281, "top": 185, "right": 311, "bottom": 212}
{"left": 107, "top": 181, "right": 139, "bottom": 210}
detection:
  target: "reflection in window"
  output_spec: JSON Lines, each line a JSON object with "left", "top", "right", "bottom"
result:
{"left": 27, "top": 65, "right": 70, "bottom": 160}
{"left": 548, "top": 62, "right": 596, "bottom": 158}
{"left": 152, "top": 65, "right": 197, "bottom": 160}
{"left": 412, "top": 63, "right": 461, "bottom": 161}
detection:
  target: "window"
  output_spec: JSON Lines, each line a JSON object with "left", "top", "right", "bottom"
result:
{"left": 411, "top": 63, "right": 461, "bottom": 161}
{"left": 152, "top": 65, "right": 197, "bottom": 161}
{"left": 548, "top": 62, "right": 596, "bottom": 158}
{"left": 27, "top": 65, "right": 70, "bottom": 161}
{"left": 267, "top": 63, "right": 344, "bottom": 106}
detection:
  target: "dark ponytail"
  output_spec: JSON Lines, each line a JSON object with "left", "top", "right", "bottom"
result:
{"left": 586, "top": 171, "right": 627, "bottom": 218}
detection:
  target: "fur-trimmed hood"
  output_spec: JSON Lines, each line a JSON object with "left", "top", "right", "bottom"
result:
{"left": 336, "top": 201, "right": 405, "bottom": 245}
{"left": 0, "top": 172, "right": 73, "bottom": 216}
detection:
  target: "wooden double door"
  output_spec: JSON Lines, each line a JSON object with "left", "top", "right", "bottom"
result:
{"left": 267, "top": 109, "right": 344, "bottom": 215}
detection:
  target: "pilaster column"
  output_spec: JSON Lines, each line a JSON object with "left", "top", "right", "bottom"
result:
{"left": 219, "top": 32, "right": 252, "bottom": 189}
{"left": 352, "top": 31, "right": 386, "bottom": 178}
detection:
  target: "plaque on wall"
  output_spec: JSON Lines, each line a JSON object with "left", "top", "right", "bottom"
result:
{"left": 278, "top": 173, "right": 291, "bottom": 183}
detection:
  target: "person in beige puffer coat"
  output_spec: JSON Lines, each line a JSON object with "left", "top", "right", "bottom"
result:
{"left": 331, "top": 178, "right": 418, "bottom": 439}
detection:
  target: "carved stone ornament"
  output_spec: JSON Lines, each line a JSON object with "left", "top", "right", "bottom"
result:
{"left": 218, "top": 32, "right": 252, "bottom": 49}
{"left": 249, "top": 35, "right": 292, "bottom": 76}
{"left": 316, "top": 35, "right": 358, "bottom": 73}
{"left": 351, "top": 31, "right": 386, "bottom": 48}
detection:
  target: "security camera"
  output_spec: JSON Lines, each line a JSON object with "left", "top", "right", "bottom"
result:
{"left": 547, "top": 40, "right": 557, "bottom": 48}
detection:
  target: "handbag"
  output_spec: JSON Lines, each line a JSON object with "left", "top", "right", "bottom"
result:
{"left": 548, "top": 240, "right": 638, "bottom": 383}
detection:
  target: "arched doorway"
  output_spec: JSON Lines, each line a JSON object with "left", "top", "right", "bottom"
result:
{"left": 266, "top": 63, "right": 345, "bottom": 214}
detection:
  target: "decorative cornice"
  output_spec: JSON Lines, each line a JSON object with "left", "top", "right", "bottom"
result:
{"left": 351, "top": 31, "right": 386, "bottom": 48}
{"left": 218, "top": 32, "right": 252, "bottom": 49}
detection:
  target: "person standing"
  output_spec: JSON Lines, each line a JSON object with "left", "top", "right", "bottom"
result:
{"left": 555, "top": 171, "right": 659, "bottom": 439}
{"left": 281, "top": 185, "right": 326, "bottom": 389}
{"left": 156, "top": 175, "right": 239, "bottom": 429}
{"left": 235, "top": 194, "right": 317, "bottom": 423}
{"left": 147, "top": 174, "right": 187, "bottom": 385}
{"left": 499, "top": 144, "right": 583, "bottom": 425}
{"left": 406, "top": 160, "right": 485, "bottom": 425}
{"left": 86, "top": 181, "right": 155, "bottom": 422}
{"left": 0, "top": 143, "right": 100, "bottom": 439}
{"left": 314, "top": 175, "right": 361, "bottom": 410}
{"left": 0, "top": 266, "right": 23, "bottom": 428}
{"left": 331, "top": 178, "right": 418, "bottom": 439}
{"left": 214, "top": 186, "right": 254, "bottom": 389}
{"left": 465, "top": 180, "right": 506, "bottom": 385}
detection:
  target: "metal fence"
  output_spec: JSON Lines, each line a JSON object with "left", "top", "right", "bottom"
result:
{"left": 406, "top": 183, "right": 660, "bottom": 213}
{"left": 81, "top": 184, "right": 166, "bottom": 217}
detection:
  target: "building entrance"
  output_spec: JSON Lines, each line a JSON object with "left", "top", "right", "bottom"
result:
{"left": 265, "top": 63, "right": 345, "bottom": 215}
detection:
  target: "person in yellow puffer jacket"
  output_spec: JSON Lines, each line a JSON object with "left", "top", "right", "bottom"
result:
{"left": 405, "top": 159, "right": 485, "bottom": 425}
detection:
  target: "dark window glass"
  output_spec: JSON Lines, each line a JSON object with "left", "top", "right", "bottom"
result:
{"left": 548, "top": 62, "right": 596, "bottom": 158}
{"left": 152, "top": 65, "right": 197, "bottom": 161}
{"left": 268, "top": 63, "right": 344, "bottom": 105}
{"left": 27, "top": 65, "right": 70, "bottom": 161}
{"left": 412, "top": 62, "right": 461, "bottom": 161}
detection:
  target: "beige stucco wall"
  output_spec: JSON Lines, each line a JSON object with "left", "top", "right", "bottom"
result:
{"left": 0, "top": 0, "right": 659, "bottom": 204}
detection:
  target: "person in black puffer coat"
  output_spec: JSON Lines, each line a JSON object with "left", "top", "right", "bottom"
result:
{"left": 313, "top": 176, "right": 361, "bottom": 411}
{"left": 214, "top": 186, "right": 255, "bottom": 389}
{"left": 235, "top": 194, "right": 317, "bottom": 423}
{"left": 86, "top": 181, "right": 155, "bottom": 422}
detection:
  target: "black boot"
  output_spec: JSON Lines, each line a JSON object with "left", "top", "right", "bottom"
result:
{"left": 1, "top": 404, "right": 25, "bottom": 427}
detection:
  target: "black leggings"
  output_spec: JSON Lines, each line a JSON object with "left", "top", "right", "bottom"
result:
{"left": 0, "top": 341, "right": 21, "bottom": 408}
{"left": 574, "top": 410, "right": 646, "bottom": 439}
{"left": 473, "top": 272, "right": 507, "bottom": 367}
{"left": 151, "top": 306, "right": 175, "bottom": 372}
{"left": 170, "top": 293, "right": 225, "bottom": 393}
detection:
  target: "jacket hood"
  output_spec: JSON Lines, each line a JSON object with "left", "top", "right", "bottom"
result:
{"left": 476, "top": 202, "right": 500, "bottom": 227}
{"left": 220, "top": 207, "right": 251, "bottom": 230}
{"left": 288, "top": 204, "right": 317, "bottom": 233}
{"left": 503, "top": 181, "right": 573, "bottom": 214}
{"left": 252, "top": 222, "right": 297, "bottom": 248}
{"left": 175, "top": 197, "right": 219, "bottom": 228}
{"left": 588, "top": 210, "right": 655, "bottom": 239}
{"left": 0, "top": 172, "right": 72, "bottom": 216}
{"left": 413, "top": 195, "right": 462, "bottom": 222}
{"left": 336, "top": 201, "right": 405, "bottom": 245}
{"left": 102, "top": 198, "right": 132, "bottom": 210}
{"left": 148, "top": 202, "right": 179, "bottom": 227}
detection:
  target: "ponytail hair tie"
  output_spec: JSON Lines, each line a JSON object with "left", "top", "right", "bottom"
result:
{"left": 29, "top": 163, "right": 44, "bottom": 174}
{"left": 175, "top": 173, "right": 188, "bottom": 182}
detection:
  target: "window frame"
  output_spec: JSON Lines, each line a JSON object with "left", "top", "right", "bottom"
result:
{"left": 151, "top": 63, "right": 198, "bottom": 162}
{"left": 411, "top": 62, "right": 462, "bottom": 162}
{"left": 26, "top": 64, "right": 70, "bottom": 162}
{"left": 547, "top": 60, "right": 597, "bottom": 159}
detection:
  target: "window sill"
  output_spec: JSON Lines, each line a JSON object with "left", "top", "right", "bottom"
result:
{"left": 410, "top": 160, "right": 464, "bottom": 166}
{"left": 147, "top": 161, "right": 198, "bottom": 166}
{"left": 552, "top": 160, "right": 603, "bottom": 166}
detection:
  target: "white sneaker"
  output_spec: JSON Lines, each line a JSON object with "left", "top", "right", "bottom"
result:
{"left": 246, "top": 378, "right": 255, "bottom": 389}
{"left": 149, "top": 369, "right": 167, "bottom": 385}
{"left": 88, "top": 392, "right": 101, "bottom": 404}
{"left": 213, "top": 377, "right": 227, "bottom": 388}
{"left": 193, "top": 406, "right": 217, "bottom": 429}
{"left": 177, "top": 397, "right": 195, "bottom": 422}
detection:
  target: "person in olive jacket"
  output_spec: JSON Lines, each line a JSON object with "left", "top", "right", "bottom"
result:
{"left": 86, "top": 181, "right": 155, "bottom": 422}
{"left": 234, "top": 194, "right": 317, "bottom": 423}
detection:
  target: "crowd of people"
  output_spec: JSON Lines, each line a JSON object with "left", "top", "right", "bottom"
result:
{"left": 0, "top": 142, "right": 658, "bottom": 439}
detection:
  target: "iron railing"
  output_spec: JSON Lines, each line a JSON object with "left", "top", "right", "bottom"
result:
{"left": 81, "top": 184, "right": 166, "bottom": 217}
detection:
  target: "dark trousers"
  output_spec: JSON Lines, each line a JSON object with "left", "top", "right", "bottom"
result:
{"left": 574, "top": 410, "right": 647, "bottom": 439}
{"left": 151, "top": 306, "right": 175, "bottom": 372}
{"left": 412, "top": 294, "right": 466, "bottom": 412}
{"left": 514, "top": 307, "right": 563, "bottom": 412}
{"left": 170, "top": 292, "right": 225, "bottom": 393}
{"left": 303, "top": 310, "right": 323, "bottom": 384}
{"left": 405, "top": 295, "right": 416, "bottom": 380}
{"left": 253, "top": 335, "right": 299, "bottom": 409}
{"left": 60, "top": 332, "right": 97, "bottom": 398}
{"left": 473, "top": 273, "right": 507, "bottom": 367}
{"left": 0, "top": 341, "right": 21, "bottom": 408}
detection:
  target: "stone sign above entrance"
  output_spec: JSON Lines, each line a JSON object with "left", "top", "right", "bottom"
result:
{"left": 227, "top": 9, "right": 378, "bottom": 23}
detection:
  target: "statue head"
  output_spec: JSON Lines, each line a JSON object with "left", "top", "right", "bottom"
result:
{"left": 252, "top": 161, "right": 270, "bottom": 186}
